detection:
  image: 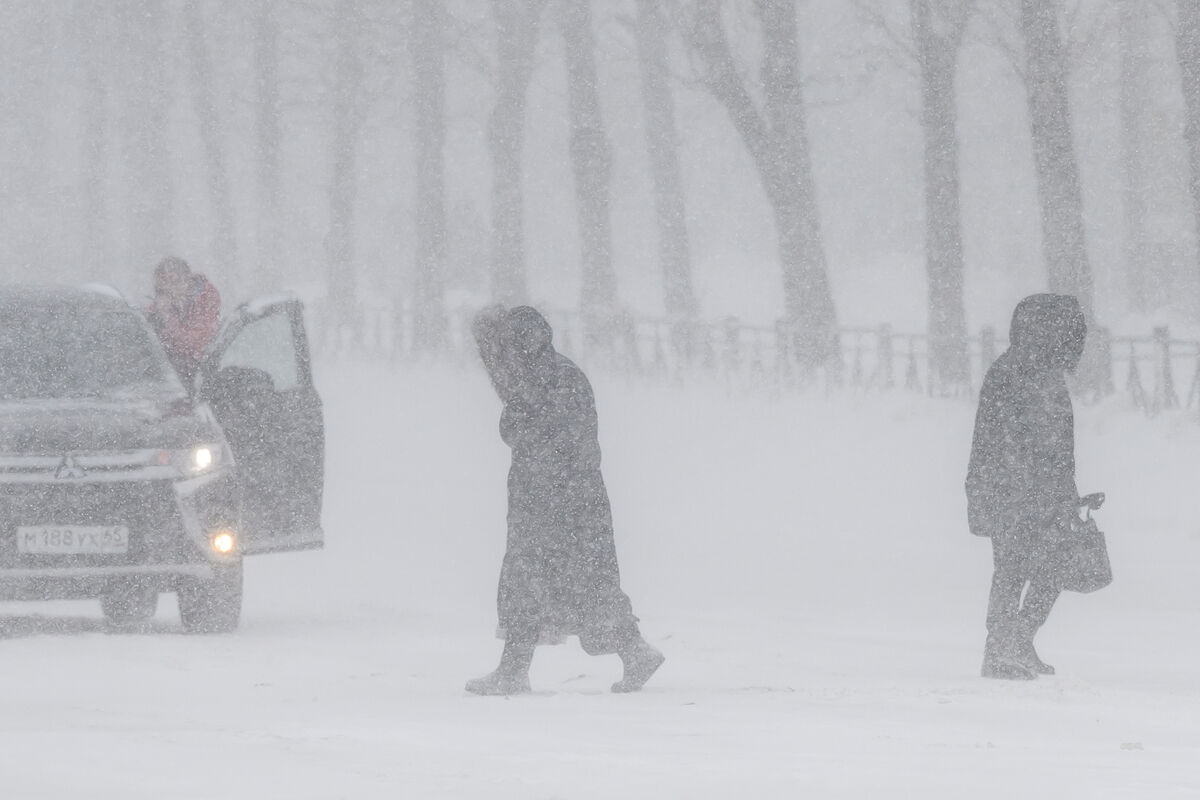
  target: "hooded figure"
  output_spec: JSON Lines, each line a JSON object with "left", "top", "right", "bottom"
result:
{"left": 467, "top": 305, "right": 664, "bottom": 695}
{"left": 147, "top": 256, "right": 220, "bottom": 386}
{"left": 966, "top": 293, "right": 1088, "bottom": 680}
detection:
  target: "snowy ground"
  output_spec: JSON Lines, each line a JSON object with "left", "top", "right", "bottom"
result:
{"left": 1, "top": 359, "right": 1199, "bottom": 798}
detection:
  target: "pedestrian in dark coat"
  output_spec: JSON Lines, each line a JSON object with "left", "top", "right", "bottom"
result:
{"left": 966, "top": 293, "right": 1088, "bottom": 680}
{"left": 467, "top": 305, "right": 664, "bottom": 695}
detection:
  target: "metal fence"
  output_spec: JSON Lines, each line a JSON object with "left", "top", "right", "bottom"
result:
{"left": 312, "top": 299, "right": 1200, "bottom": 419}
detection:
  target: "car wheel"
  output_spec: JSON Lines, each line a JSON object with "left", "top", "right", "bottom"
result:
{"left": 101, "top": 583, "right": 159, "bottom": 625}
{"left": 178, "top": 561, "right": 243, "bottom": 634}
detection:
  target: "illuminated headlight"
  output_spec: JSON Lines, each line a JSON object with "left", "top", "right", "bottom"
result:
{"left": 210, "top": 529, "right": 237, "bottom": 555}
{"left": 192, "top": 446, "right": 214, "bottom": 472}
{"left": 165, "top": 443, "right": 228, "bottom": 477}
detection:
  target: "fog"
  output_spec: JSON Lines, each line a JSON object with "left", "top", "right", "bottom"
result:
{"left": 1, "top": 1, "right": 1199, "bottom": 797}
{"left": 4, "top": 1, "right": 1197, "bottom": 329}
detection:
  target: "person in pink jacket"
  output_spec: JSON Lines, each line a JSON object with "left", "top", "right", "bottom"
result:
{"left": 147, "top": 256, "right": 221, "bottom": 386}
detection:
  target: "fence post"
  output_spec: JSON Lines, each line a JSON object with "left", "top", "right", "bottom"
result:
{"left": 850, "top": 333, "right": 864, "bottom": 388}
{"left": 1154, "top": 326, "right": 1179, "bottom": 410}
{"left": 1187, "top": 344, "right": 1200, "bottom": 419}
{"left": 619, "top": 312, "right": 641, "bottom": 377}
{"left": 1126, "top": 341, "right": 1146, "bottom": 411}
{"left": 1094, "top": 326, "right": 1114, "bottom": 397}
{"left": 390, "top": 300, "right": 406, "bottom": 361}
{"left": 775, "top": 319, "right": 793, "bottom": 386}
{"left": 700, "top": 323, "right": 716, "bottom": 370}
{"left": 877, "top": 323, "right": 894, "bottom": 389}
{"left": 645, "top": 323, "right": 662, "bottom": 379}
{"left": 671, "top": 317, "right": 694, "bottom": 374}
{"left": 905, "top": 336, "right": 921, "bottom": 392}
{"left": 723, "top": 316, "right": 741, "bottom": 376}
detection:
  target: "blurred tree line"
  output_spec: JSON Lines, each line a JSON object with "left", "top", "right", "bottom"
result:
{"left": 0, "top": 0, "right": 1197, "bottom": 388}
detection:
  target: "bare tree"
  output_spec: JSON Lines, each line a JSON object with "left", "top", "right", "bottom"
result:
{"left": 913, "top": 0, "right": 974, "bottom": 389}
{"left": 79, "top": 1, "right": 113, "bottom": 276}
{"left": 254, "top": 0, "right": 283, "bottom": 293}
{"left": 490, "top": 0, "right": 549, "bottom": 305}
{"left": 116, "top": 1, "right": 174, "bottom": 289}
{"left": 325, "top": 1, "right": 367, "bottom": 335}
{"left": 1115, "top": 0, "right": 1153, "bottom": 311}
{"left": 561, "top": 0, "right": 619, "bottom": 326}
{"left": 185, "top": 0, "right": 238, "bottom": 295}
{"left": 1019, "top": 0, "right": 1095, "bottom": 320}
{"left": 634, "top": 0, "right": 697, "bottom": 318}
{"left": 1177, "top": 0, "right": 1200, "bottom": 309}
{"left": 683, "top": 0, "right": 839, "bottom": 365}
{"left": 413, "top": 0, "right": 449, "bottom": 349}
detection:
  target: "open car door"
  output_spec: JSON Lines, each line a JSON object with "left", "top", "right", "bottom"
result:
{"left": 199, "top": 296, "right": 324, "bottom": 554}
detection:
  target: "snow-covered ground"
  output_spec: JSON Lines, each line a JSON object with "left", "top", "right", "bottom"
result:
{"left": 1, "top": 359, "right": 1198, "bottom": 798}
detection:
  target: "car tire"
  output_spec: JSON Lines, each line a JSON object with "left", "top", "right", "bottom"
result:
{"left": 178, "top": 561, "right": 243, "bottom": 634}
{"left": 101, "top": 583, "right": 159, "bottom": 625}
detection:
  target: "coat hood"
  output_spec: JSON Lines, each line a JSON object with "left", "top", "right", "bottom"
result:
{"left": 1007, "top": 293, "right": 1087, "bottom": 372}
{"left": 507, "top": 306, "right": 555, "bottom": 361}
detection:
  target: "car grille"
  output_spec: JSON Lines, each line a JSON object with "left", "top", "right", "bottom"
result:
{"left": 0, "top": 481, "right": 183, "bottom": 568}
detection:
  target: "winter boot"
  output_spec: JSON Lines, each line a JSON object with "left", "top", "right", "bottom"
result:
{"left": 1014, "top": 631, "right": 1055, "bottom": 676}
{"left": 1011, "top": 605, "right": 1056, "bottom": 675}
{"left": 466, "top": 636, "right": 534, "bottom": 696}
{"left": 981, "top": 632, "right": 1036, "bottom": 681}
{"left": 612, "top": 640, "right": 665, "bottom": 693}
{"left": 464, "top": 669, "right": 531, "bottom": 696}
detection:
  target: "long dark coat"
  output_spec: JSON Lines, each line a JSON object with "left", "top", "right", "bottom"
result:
{"left": 474, "top": 307, "right": 635, "bottom": 654}
{"left": 966, "top": 294, "right": 1085, "bottom": 567}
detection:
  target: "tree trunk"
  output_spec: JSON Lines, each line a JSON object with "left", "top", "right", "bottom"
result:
{"left": 116, "top": 1, "right": 173, "bottom": 290}
{"left": 254, "top": 0, "right": 282, "bottom": 294}
{"left": 687, "top": 0, "right": 839, "bottom": 364}
{"left": 413, "top": 0, "right": 449, "bottom": 350}
{"left": 1119, "top": 1, "right": 1152, "bottom": 311}
{"left": 562, "top": 0, "right": 618, "bottom": 321}
{"left": 490, "top": 0, "right": 545, "bottom": 305}
{"left": 1177, "top": 0, "right": 1200, "bottom": 314}
{"left": 758, "top": 0, "right": 837, "bottom": 360}
{"left": 913, "top": 0, "right": 969, "bottom": 388}
{"left": 80, "top": 0, "right": 112, "bottom": 277}
{"left": 634, "top": 0, "right": 696, "bottom": 318}
{"left": 326, "top": 2, "right": 364, "bottom": 335}
{"left": 1019, "top": 0, "right": 1094, "bottom": 318}
{"left": 1020, "top": 0, "right": 1106, "bottom": 392}
{"left": 185, "top": 0, "right": 238, "bottom": 296}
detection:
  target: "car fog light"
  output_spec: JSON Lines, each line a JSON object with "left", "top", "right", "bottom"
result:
{"left": 210, "top": 530, "right": 236, "bottom": 555}
{"left": 193, "top": 447, "right": 214, "bottom": 471}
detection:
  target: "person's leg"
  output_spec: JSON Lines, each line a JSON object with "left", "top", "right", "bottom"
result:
{"left": 1015, "top": 582, "right": 1060, "bottom": 674}
{"left": 611, "top": 620, "right": 665, "bottom": 694}
{"left": 466, "top": 626, "right": 536, "bottom": 695}
{"left": 983, "top": 534, "right": 1036, "bottom": 680}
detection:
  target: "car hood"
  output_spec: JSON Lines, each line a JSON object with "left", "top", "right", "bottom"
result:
{"left": 0, "top": 396, "right": 219, "bottom": 454}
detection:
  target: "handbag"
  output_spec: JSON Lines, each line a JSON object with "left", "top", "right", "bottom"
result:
{"left": 1039, "top": 508, "right": 1113, "bottom": 593}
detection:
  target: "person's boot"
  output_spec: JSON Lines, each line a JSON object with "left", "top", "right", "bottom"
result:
{"left": 1013, "top": 621, "right": 1055, "bottom": 676}
{"left": 466, "top": 636, "right": 534, "bottom": 696}
{"left": 1020, "top": 642, "right": 1055, "bottom": 676}
{"left": 981, "top": 632, "right": 1036, "bottom": 681}
{"left": 1015, "top": 586, "right": 1059, "bottom": 675}
{"left": 612, "top": 638, "right": 665, "bottom": 693}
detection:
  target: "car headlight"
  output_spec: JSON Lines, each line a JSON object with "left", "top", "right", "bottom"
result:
{"left": 166, "top": 443, "right": 229, "bottom": 478}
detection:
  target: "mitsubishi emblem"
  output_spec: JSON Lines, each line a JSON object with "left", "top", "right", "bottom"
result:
{"left": 54, "top": 455, "right": 87, "bottom": 480}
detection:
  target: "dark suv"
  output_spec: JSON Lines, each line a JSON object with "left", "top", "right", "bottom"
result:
{"left": 0, "top": 286, "right": 324, "bottom": 632}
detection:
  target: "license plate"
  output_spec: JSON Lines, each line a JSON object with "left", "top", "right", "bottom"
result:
{"left": 15, "top": 525, "right": 130, "bottom": 555}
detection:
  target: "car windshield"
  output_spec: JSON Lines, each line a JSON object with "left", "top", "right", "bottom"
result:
{"left": 0, "top": 304, "right": 173, "bottom": 400}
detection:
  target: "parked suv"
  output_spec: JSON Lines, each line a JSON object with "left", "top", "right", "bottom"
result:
{"left": 0, "top": 286, "right": 324, "bottom": 632}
